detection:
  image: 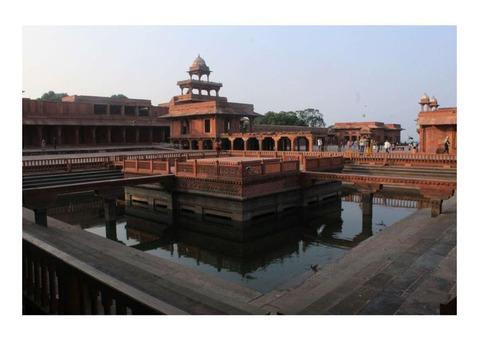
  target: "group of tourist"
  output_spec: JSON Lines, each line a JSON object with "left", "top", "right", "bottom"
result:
{"left": 329, "top": 137, "right": 396, "bottom": 153}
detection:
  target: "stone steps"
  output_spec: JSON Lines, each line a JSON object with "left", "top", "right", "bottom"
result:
{"left": 22, "top": 169, "right": 124, "bottom": 189}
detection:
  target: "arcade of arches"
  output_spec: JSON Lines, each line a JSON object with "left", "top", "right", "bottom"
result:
{"left": 173, "top": 133, "right": 323, "bottom": 151}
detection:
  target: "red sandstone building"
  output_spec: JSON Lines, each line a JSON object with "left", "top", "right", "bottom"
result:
{"left": 160, "top": 56, "right": 330, "bottom": 152}
{"left": 23, "top": 56, "right": 406, "bottom": 152}
{"left": 333, "top": 122, "right": 402, "bottom": 144}
{"left": 22, "top": 95, "right": 170, "bottom": 147}
{"left": 416, "top": 93, "right": 457, "bottom": 154}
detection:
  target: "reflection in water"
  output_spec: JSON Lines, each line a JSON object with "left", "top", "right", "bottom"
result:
{"left": 49, "top": 188, "right": 420, "bottom": 293}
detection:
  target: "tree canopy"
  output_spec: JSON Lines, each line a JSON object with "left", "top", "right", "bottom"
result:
{"left": 254, "top": 109, "right": 325, "bottom": 127}
{"left": 296, "top": 108, "right": 326, "bottom": 127}
{"left": 110, "top": 94, "right": 128, "bottom": 99}
{"left": 38, "top": 91, "right": 69, "bottom": 101}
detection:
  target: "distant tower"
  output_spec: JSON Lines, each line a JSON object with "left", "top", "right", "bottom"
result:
{"left": 177, "top": 55, "right": 223, "bottom": 97}
{"left": 419, "top": 93, "right": 430, "bottom": 112}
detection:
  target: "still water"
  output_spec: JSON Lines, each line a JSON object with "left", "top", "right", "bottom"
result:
{"left": 50, "top": 188, "right": 422, "bottom": 293}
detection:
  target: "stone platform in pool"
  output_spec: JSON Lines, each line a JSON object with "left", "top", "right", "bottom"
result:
{"left": 125, "top": 155, "right": 342, "bottom": 224}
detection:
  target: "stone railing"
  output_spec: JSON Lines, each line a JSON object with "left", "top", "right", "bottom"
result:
{"left": 23, "top": 156, "right": 114, "bottom": 173}
{"left": 174, "top": 158, "right": 300, "bottom": 180}
{"left": 343, "top": 152, "right": 457, "bottom": 168}
{"left": 23, "top": 220, "right": 183, "bottom": 315}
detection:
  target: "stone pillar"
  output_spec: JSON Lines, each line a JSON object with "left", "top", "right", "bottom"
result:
{"left": 74, "top": 127, "right": 80, "bottom": 145}
{"left": 33, "top": 207, "right": 48, "bottom": 227}
{"left": 274, "top": 137, "right": 280, "bottom": 151}
{"left": 96, "top": 189, "right": 121, "bottom": 241}
{"left": 148, "top": 127, "right": 153, "bottom": 143}
{"left": 56, "top": 126, "right": 62, "bottom": 146}
{"left": 92, "top": 126, "right": 97, "bottom": 144}
{"left": 430, "top": 199, "right": 443, "bottom": 217}
{"left": 106, "top": 127, "right": 112, "bottom": 144}
{"left": 36, "top": 126, "right": 44, "bottom": 147}
{"left": 420, "top": 188, "right": 454, "bottom": 217}
{"left": 135, "top": 128, "right": 140, "bottom": 143}
{"left": 24, "top": 192, "right": 58, "bottom": 228}
{"left": 358, "top": 193, "right": 373, "bottom": 236}
{"left": 104, "top": 198, "right": 118, "bottom": 241}
{"left": 307, "top": 137, "right": 314, "bottom": 152}
{"left": 121, "top": 127, "right": 126, "bottom": 143}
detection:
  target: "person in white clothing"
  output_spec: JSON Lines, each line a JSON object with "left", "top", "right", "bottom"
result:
{"left": 384, "top": 140, "right": 391, "bottom": 153}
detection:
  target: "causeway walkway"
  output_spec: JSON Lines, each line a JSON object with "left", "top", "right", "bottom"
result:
{"left": 252, "top": 193, "right": 457, "bottom": 315}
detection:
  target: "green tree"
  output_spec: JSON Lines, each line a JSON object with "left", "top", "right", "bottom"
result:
{"left": 110, "top": 94, "right": 128, "bottom": 99}
{"left": 296, "top": 108, "right": 326, "bottom": 127}
{"left": 38, "top": 91, "right": 69, "bottom": 101}
{"left": 254, "top": 111, "right": 307, "bottom": 126}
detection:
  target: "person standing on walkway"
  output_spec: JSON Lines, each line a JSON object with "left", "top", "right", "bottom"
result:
{"left": 41, "top": 139, "right": 46, "bottom": 151}
{"left": 442, "top": 136, "right": 450, "bottom": 154}
{"left": 384, "top": 139, "right": 391, "bottom": 153}
{"left": 359, "top": 137, "right": 365, "bottom": 152}
{"left": 317, "top": 138, "right": 323, "bottom": 151}
{"left": 215, "top": 139, "right": 221, "bottom": 157}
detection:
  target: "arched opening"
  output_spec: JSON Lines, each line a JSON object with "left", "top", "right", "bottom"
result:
{"left": 246, "top": 137, "right": 259, "bottom": 150}
{"left": 111, "top": 127, "right": 124, "bottom": 144}
{"left": 277, "top": 137, "right": 292, "bottom": 151}
{"left": 22, "top": 126, "right": 36, "bottom": 147}
{"left": 79, "top": 127, "right": 91, "bottom": 144}
{"left": 202, "top": 139, "right": 213, "bottom": 150}
{"left": 233, "top": 138, "right": 245, "bottom": 150}
{"left": 294, "top": 136, "right": 309, "bottom": 151}
{"left": 221, "top": 138, "right": 231, "bottom": 150}
{"left": 261, "top": 137, "right": 275, "bottom": 151}
{"left": 96, "top": 126, "right": 108, "bottom": 144}
{"left": 191, "top": 140, "right": 199, "bottom": 150}
{"left": 181, "top": 140, "right": 190, "bottom": 150}
{"left": 139, "top": 127, "right": 151, "bottom": 143}
{"left": 126, "top": 127, "right": 136, "bottom": 143}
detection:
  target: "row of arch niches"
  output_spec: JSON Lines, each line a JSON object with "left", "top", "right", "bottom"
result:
{"left": 173, "top": 136, "right": 316, "bottom": 151}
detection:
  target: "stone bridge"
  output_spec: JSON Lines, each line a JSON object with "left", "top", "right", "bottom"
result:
{"left": 303, "top": 171, "right": 456, "bottom": 217}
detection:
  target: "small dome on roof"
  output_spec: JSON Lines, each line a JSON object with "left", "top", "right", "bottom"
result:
{"left": 192, "top": 55, "right": 207, "bottom": 67}
{"left": 430, "top": 96, "right": 438, "bottom": 105}
{"left": 420, "top": 93, "right": 430, "bottom": 103}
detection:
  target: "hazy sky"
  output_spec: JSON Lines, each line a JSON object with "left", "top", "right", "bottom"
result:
{"left": 22, "top": 25, "right": 456, "bottom": 140}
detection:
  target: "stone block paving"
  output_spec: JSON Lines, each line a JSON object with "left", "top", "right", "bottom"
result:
{"left": 260, "top": 194, "right": 457, "bottom": 315}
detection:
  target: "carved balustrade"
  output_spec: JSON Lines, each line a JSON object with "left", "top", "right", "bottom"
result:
{"left": 344, "top": 152, "right": 456, "bottom": 168}
{"left": 171, "top": 158, "right": 300, "bottom": 180}
{"left": 23, "top": 222, "right": 183, "bottom": 315}
{"left": 23, "top": 156, "right": 114, "bottom": 173}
